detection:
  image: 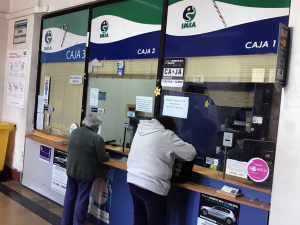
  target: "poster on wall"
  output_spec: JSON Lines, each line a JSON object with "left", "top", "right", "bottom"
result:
{"left": 198, "top": 193, "right": 240, "bottom": 225}
{"left": 89, "top": 0, "right": 163, "bottom": 60}
{"left": 6, "top": 49, "right": 27, "bottom": 108}
{"left": 51, "top": 149, "right": 68, "bottom": 195}
{"left": 162, "top": 58, "right": 185, "bottom": 87}
{"left": 88, "top": 164, "right": 114, "bottom": 224}
{"left": 39, "top": 145, "right": 51, "bottom": 163}
{"left": 43, "top": 76, "right": 50, "bottom": 105}
{"left": 41, "top": 10, "right": 89, "bottom": 63}
{"left": 165, "top": 0, "right": 290, "bottom": 57}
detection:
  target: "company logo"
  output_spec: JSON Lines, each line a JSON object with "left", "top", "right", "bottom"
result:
{"left": 44, "top": 30, "right": 53, "bottom": 51}
{"left": 183, "top": 6, "right": 196, "bottom": 22}
{"left": 182, "top": 6, "right": 196, "bottom": 29}
{"left": 100, "top": 20, "right": 109, "bottom": 38}
{"left": 45, "top": 30, "right": 52, "bottom": 45}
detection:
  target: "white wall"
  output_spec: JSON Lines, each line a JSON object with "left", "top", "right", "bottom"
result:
{"left": 2, "top": 14, "right": 40, "bottom": 171}
{"left": 269, "top": 0, "right": 300, "bottom": 224}
{"left": 0, "top": 18, "right": 8, "bottom": 121}
{"left": 0, "top": 0, "right": 10, "bottom": 13}
{"left": 42, "top": 0, "right": 104, "bottom": 13}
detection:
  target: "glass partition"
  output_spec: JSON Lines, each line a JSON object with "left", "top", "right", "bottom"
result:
{"left": 161, "top": 54, "right": 280, "bottom": 191}
{"left": 86, "top": 58, "right": 157, "bottom": 152}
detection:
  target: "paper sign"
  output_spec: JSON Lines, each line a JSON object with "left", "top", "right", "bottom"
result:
{"left": 136, "top": 96, "right": 153, "bottom": 113}
{"left": 162, "top": 96, "right": 189, "bottom": 119}
{"left": 223, "top": 132, "right": 233, "bottom": 147}
{"left": 247, "top": 158, "right": 270, "bottom": 182}
{"left": 39, "top": 145, "right": 51, "bottom": 163}
{"left": 226, "top": 159, "right": 248, "bottom": 179}
{"left": 69, "top": 75, "right": 82, "bottom": 84}
{"left": 90, "top": 88, "right": 99, "bottom": 107}
{"left": 36, "top": 113, "right": 44, "bottom": 130}
{"left": 51, "top": 150, "right": 68, "bottom": 195}
{"left": 6, "top": 49, "right": 27, "bottom": 108}
{"left": 252, "top": 116, "right": 263, "bottom": 124}
{"left": 37, "top": 95, "right": 44, "bottom": 113}
{"left": 46, "top": 114, "right": 50, "bottom": 126}
{"left": 124, "top": 118, "right": 130, "bottom": 128}
{"left": 70, "top": 123, "right": 78, "bottom": 134}
{"left": 44, "top": 76, "right": 50, "bottom": 105}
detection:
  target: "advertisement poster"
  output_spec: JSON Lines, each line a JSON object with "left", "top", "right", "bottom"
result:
{"left": 89, "top": 0, "right": 163, "bottom": 60}
{"left": 41, "top": 10, "right": 89, "bottom": 63}
{"left": 198, "top": 194, "right": 240, "bottom": 225}
{"left": 6, "top": 49, "right": 27, "bottom": 108}
{"left": 39, "top": 145, "right": 51, "bottom": 163}
{"left": 51, "top": 149, "right": 68, "bottom": 195}
{"left": 162, "top": 58, "right": 185, "bottom": 87}
{"left": 43, "top": 76, "right": 50, "bottom": 105}
{"left": 88, "top": 165, "right": 114, "bottom": 224}
{"left": 165, "top": 0, "right": 290, "bottom": 57}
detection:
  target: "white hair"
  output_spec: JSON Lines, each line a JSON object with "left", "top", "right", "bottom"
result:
{"left": 82, "top": 114, "right": 103, "bottom": 128}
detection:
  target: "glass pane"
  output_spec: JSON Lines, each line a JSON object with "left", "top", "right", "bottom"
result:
{"left": 86, "top": 64, "right": 157, "bottom": 152}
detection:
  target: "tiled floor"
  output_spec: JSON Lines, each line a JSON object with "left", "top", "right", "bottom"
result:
{"left": 0, "top": 181, "right": 93, "bottom": 225}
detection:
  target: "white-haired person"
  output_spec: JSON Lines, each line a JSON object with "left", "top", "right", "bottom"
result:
{"left": 61, "top": 114, "right": 109, "bottom": 225}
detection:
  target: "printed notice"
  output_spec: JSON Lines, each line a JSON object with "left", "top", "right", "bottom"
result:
{"left": 37, "top": 95, "right": 44, "bottom": 113}
{"left": 6, "top": 49, "right": 27, "bottom": 108}
{"left": 36, "top": 113, "right": 44, "bottom": 130}
{"left": 226, "top": 159, "right": 247, "bottom": 179}
{"left": 136, "top": 96, "right": 153, "bottom": 113}
{"left": 90, "top": 88, "right": 99, "bottom": 107}
{"left": 69, "top": 75, "right": 83, "bottom": 84}
{"left": 162, "top": 96, "right": 189, "bottom": 119}
{"left": 51, "top": 149, "right": 68, "bottom": 195}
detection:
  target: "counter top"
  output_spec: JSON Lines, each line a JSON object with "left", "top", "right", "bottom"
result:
{"left": 103, "top": 158, "right": 270, "bottom": 211}
{"left": 192, "top": 165, "right": 272, "bottom": 194}
{"left": 26, "top": 135, "right": 130, "bottom": 155}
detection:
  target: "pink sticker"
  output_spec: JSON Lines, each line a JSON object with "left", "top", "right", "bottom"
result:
{"left": 247, "top": 158, "right": 269, "bottom": 182}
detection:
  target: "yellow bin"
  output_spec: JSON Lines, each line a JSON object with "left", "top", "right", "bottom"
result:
{"left": 0, "top": 122, "right": 15, "bottom": 171}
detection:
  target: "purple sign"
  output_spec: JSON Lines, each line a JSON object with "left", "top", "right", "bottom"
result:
{"left": 247, "top": 158, "right": 269, "bottom": 182}
{"left": 39, "top": 145, "right": 51, "bottom": 163}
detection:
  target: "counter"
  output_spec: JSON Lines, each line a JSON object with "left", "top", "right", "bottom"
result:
{"left": 23, "top": 133, "right": 270, "bottom": 225}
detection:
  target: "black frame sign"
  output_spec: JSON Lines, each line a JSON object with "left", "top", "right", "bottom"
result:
{"left": 275, "top": 23, "right": 289, "bottom": 91}
{"left": 161, "top": 58, "right": 185, "bottom": 88}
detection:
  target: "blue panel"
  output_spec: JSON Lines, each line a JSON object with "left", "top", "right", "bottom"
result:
{"left": 87, "top": 165, "right": 269, "bottom": 225}
{"left": 239, "top": 205, "right": 269, "bottom": 225}
{"left": 167, "top": 185, "right": 200, "bottom": 225}
{"left": 165, "top": 16, "right": 289, "bottom": 58}
{"left": 40, "top": 43, "right": 86, "bottom": 63}
{"left": 106, "top": 150, "right": 128, "bottom": 160}
{"left": 89, "top": 31, "right": 161, "bottom": 60}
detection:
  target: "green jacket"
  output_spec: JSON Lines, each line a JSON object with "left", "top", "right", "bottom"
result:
{"left": 66, "top": 126, "right": 109, "bottom": 182}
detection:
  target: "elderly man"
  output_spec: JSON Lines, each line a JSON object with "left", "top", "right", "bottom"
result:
{"left": 61, "top": 114, "right": 109, "bottom": 225}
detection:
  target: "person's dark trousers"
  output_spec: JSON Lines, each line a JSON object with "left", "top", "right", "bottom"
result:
{"left": 61, "top": 176, "right": 93, "bottom": 225}
{"left": 129, "top": 183, "right": 167, "bottom": 225}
